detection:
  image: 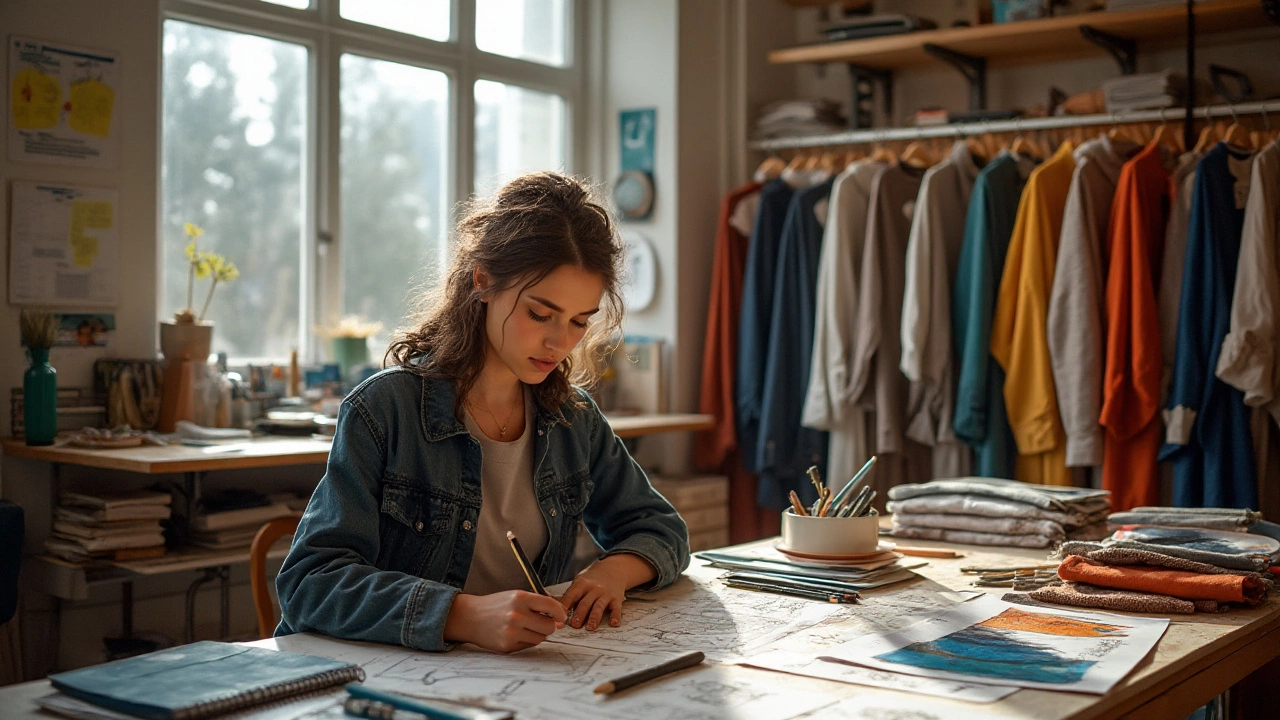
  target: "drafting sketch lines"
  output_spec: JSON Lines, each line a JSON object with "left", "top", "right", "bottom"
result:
{"left": 370, "top": 644, "right": 634, "bottom": 701}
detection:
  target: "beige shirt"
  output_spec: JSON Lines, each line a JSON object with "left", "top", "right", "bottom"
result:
{"left": 461, "top": 388, "right": 547, "bottom": 596}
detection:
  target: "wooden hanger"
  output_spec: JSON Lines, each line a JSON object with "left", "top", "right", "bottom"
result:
{"left": 1193, "top": 108, "right": 1219, "bottom": 154}
{"left": 1009, "top": 120, "right": 1039, "bottom": 159}
{"left": 900, "top": 140, "right": 933, "bottom": 169}
{"left": 754, "top": 153, "right": 786, "bottom": 181}
{"left": 1222, "top": 107, "right": 1252, "bottom": 149}
{"left": 1150, "top": 109, "right": 1185, "bottom": 154}
{"left": 869, "top": 133, "right": 896, "bottom": 163}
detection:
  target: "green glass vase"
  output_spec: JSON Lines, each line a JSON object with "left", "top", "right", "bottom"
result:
{"left": 24, "top": 347, "right": 57, "bottom": 445}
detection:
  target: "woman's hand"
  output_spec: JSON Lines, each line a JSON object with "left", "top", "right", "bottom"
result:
{"left": 558, "top": 553, "right": 656, "bottom": 631}
{"left": 443, "top": 591, "right": 567, "bottom": 653}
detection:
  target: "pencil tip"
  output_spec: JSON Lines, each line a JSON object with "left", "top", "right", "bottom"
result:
{"left": 593, "top": 683, "right": 612, "bottom": 694}
{"left": 506, "top": 530, "right": 515, "bottom": 540}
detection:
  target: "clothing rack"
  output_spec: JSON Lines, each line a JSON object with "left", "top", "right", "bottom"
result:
{"left": 748, "top": 100, "right": 1280, "bottom": 151}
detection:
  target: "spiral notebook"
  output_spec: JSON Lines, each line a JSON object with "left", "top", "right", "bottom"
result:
{"left": 47, "top": 641, "right": 365, "bottom": 720}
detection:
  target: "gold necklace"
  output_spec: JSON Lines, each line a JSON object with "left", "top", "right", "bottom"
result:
{"left": 469, "top": 393, "right": 520, "bottom": 439}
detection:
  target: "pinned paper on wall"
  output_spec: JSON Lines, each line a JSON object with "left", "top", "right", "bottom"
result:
{"left": 9, "top": 36, "right": 120, "bottom": 168}
{"left": 8, "top": 182, "right": 119, "bottom": 307}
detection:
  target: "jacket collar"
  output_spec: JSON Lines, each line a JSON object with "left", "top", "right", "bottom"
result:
{"left": 418, "top": 372, "right": 566, "bottom": 442}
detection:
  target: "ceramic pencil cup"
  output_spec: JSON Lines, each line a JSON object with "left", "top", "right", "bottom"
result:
{"left": 780, "top": 509, "right": 880, "bottom": 556}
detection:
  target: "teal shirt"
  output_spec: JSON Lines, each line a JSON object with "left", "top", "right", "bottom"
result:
{"left": 951, "top": 153, "right": 1031, "bottom": 478}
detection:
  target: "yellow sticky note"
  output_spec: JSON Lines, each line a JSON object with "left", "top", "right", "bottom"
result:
{"left": 68, "top": 78, "right": 115, "bottom": 137}
{"left": 70, "top": 200, "right": 113, "bottom": 267}
{"left": 11, "top": 67, "right": 62, "bottom": 130}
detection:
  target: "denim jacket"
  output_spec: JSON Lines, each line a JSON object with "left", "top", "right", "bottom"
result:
{"left": 275, "top": 367, "right": 690, "bottom": 651}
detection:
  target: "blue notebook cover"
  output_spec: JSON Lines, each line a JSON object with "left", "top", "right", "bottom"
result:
{"left": 49, "top": 641, "right": 365, "bottom": 720}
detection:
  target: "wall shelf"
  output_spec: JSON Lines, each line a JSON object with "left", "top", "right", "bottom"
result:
{"left": 768, "top": 0, "right": 1269, "bottom": 70}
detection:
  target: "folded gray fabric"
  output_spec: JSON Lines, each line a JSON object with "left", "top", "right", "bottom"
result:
{"left": 1108, "top": 507, "right": 1259, "bottom": 532}
{"left": 1250, "top": 520, "right": 1280, "bottom": 543}
{"left": 890, "top": 523, "right": 1055, "bottom": 548}
{"left": 890, "top": 511, "right": 1064, "bottom": 539}
{"left": 1057, "top": 539, "right": 1266, "bottom": 571}
{"left": 1085, "top": 547, "right": 1268, "bottom": 582}
{"left": 886, "top": 477, "right": 1110, "bottom": 512}
{"left": 1066, "top": 522, "right": 1110, "bottom": 541}
{"left": 887, "top": 494, "right": 1107, "bottom": 528}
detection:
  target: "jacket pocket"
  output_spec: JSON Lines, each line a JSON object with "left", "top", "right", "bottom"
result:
{"left": 377, "top": 482, "right": 454, "bottom": 577}
{"left": 554, "top": 471, "right": 594, "bottom": 518}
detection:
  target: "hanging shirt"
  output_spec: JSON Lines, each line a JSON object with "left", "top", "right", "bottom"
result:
{"left": 1217, "top": 140, "right": 1280, "bottom": 431}
{"left": 1100, "top": 142, "right": 1172, "bottom": 512}
{"left": 735, "top": 179, "right": 794, "bottom": 475}
{"left": 695, "top": 182, "right": 761, "bottom": 473}
{"left": 802, "top": 160, "right": 885, "bottom": 487}
{"left": 953, "top": 152, "right": 1036, "bottom": 479}
{"left": 756, "top": 178, "right": 834, "bottom": 508}
{"left": 900, "top": 142, "right": 983, "bottom": 479}
{"left": 1158, "top": 151, "right": 1204, "bottom": 405}
{"left": 849, "top": 163, "right": 931, "bottom": 494}
{"left": 1046, "top": 135, "right": 1141, "bottom": 468}
{"left": 991, "top": 141, "right": 1076, "bottom": 486}
{"left": 1160, "top": 142, "right": 1258, "bottom": 510}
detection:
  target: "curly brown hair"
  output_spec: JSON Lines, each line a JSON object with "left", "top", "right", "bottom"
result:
{"left": 387, "top": 172, "right": 625, "bottom": 418}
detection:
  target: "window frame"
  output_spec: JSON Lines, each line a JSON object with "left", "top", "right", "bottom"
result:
{"left": 159, "top": 0, "right": 586, "bottom": 362}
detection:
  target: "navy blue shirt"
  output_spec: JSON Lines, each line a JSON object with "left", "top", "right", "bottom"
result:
{"left": 1159, "top": 143, "right": 1258, "bottom": 509}
{"left": 757, "top": 179, "right": 833, "bottom": 508}
{"left": 736, "top": 179, "right": 795, "bottom": 475}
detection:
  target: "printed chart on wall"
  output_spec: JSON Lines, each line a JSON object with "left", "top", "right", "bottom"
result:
{"left": 822, "top": 594, "right": 1168, "bottom": 694}
{"left": 8, "top": 182, "right": 118, "bottom": 307}
{"left": 9, "top": 36, "right": 119, "bottom": 167}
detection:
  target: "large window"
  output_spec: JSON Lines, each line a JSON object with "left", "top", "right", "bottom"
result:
{"left": 161, "top": 0, "right": 577, "bottom": 362}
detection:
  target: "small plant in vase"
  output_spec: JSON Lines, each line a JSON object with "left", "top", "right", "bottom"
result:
{"left": 316, "top": 315, "right": 383, "bottom": 380}
{"left": 20, "top": 309, "right": 60, "bottom": 445}
{"left": 162, "top": 222, "right": 239, "bottom": 361}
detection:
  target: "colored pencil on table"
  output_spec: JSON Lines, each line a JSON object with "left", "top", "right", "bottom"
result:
{"left": 789, "top": 490, "right": 809, "bottom": 516}
{"left": 827, "top": 456, "right": 878, "bottom": 516}
{"left": 593, "top": 651, "right": 705, "bottom": 694}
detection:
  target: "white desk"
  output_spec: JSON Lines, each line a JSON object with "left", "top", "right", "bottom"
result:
{"left": 3, "top": 535, "right": 1276, "bottom": 719}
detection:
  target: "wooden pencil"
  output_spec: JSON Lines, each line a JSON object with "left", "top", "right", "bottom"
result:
{"left": 506, "top": 530, "right": 549, "bottom": 596}
{"left": 788, "top": 490, "right": 809, "bottom": 516}
{"left": 593, "top": 651, "right": 706, "bottom": 694}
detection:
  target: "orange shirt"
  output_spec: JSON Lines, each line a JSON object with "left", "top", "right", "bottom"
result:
{"left": 1100, "top": 143, "right": 1170, "bottom": 510}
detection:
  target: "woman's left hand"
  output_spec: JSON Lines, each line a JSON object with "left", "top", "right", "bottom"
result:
{"left": 558, "top": 553, "right": 656, "bottom": 631}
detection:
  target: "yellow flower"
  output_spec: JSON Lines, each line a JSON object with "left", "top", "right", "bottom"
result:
{"left": 216, "top": 261, "right": 240, "bottom": 283}
{"left": 194, "top": 254, "right": 212, "bottom": 279}
{"left": 185, "top": 240, "right": 198, "bottom": 260}
{"left": 184, "top": 222, "right": 204, "bottom": 238}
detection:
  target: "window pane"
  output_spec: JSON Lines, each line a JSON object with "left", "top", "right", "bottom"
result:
{"left": 340, "top": 0, "right": 450, "bottom": 42}
{"left": 161, "top": 20, "right": 306, "bottom": 360}
{"left": 340, "top": 55, "right": 449, "bottom": 340}
{"left": 473, "top": 80, "right": 565, "bottom": 193}
{"left": 260, "top": 0, "right": 310, "bottom": 8}
{"left": 476, "top": 0, "right": 568, "bottom": 66}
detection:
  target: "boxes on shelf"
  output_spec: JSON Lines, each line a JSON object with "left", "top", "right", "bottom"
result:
{"left": 649, "top": 475, "right": 729, "bottom": 552}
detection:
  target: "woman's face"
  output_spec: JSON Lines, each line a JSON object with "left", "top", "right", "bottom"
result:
{"left": 479, "top": 264, "right": 605, "bottom": 385}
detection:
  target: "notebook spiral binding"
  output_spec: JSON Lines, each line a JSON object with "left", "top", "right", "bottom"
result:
{"left": 174, "top": 666, "right": 366, "bottom": 720}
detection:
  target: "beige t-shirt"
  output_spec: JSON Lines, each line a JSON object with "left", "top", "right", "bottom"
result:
{"left": 461, "top": 387, "right": 548, "bottom": 596}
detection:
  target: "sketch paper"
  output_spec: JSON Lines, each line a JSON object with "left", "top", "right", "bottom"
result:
{"left": 9, "top": 37, "right": 120, "bottom": 167}
{"left": 822, "top": 594, "right": 1168, "bottom": 693}
{"left": 795, "top": 698, "right": 998, "bottom": 720}
{"left": 257, "top": 635, "right": 842, "bottom": 720}
{"left": 738, "top": 650, "right": 1016, "bottom": 702}
{"left": 548, "top": 574, "right": 847, "bottom": 660}
{"left": 8, "top": 182, "right": 118, "bottom": 306}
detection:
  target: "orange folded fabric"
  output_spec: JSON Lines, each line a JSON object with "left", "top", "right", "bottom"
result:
{"left": 1057, "top": 555, "right": 1266, "bottom": 605}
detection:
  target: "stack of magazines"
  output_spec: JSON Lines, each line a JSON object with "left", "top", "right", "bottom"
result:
{"left": 696, "top": 547, "right": 921, "bottom": 603}
{"left": 46, "top": 491, "right": 171, "bottom": 563}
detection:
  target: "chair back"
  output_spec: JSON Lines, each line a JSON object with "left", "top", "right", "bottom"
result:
{"left": 249, "top": 515, "right": 300, "bottom": 639}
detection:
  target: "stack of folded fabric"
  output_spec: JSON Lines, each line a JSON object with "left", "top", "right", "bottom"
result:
{"left": 1030, "top": 513, "right": 1277, "bottom": 614}
{"left": 1101, "top": 70, "right": 1185, "bottom": 111}
{"left": 754, "top": 99, "right": 846, "bottom": 139}
{"left": 886, "top": 478, "right": 1111, "bottom": 549}
{"left": 1107, "top": 506, "right": 1280, "bottom": 542}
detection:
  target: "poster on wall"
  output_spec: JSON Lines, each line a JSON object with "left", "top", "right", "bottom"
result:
{"left": 8, "top": 36, "right": 120, "bottom": 168}
{"left": 8, "top": 181, "right": 119, "bottom": 307}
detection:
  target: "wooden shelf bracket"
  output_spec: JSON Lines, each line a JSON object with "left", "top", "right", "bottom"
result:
{"left": 847, "top": 63, "right": 892, "bottom": 129}
{"left": 922, "top": 43, "right": 986, "bottom": 111}
{"left": 1080, "top": 25, "right": 1137, "bottom": 75}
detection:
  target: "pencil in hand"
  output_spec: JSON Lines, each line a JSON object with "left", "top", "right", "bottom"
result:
{"left": 593, "top": 651, "right": 705, "bottom": 694}
{"left": 506, "top": 530, "right": 549, "bottom": 596}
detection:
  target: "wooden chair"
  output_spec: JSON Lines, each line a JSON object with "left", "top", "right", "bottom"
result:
{"left": 249, "top": 515, "right": 300, "bottom": 639}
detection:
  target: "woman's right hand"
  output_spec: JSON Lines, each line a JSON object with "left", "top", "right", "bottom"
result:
{"left": 443, "top": 591, "right": 568, "bottom": 653}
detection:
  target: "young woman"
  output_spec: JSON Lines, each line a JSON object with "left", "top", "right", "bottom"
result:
{"left": 276, "top": 172, "right": 689, "bottom": 654}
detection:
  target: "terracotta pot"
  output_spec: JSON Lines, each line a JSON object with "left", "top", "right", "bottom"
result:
{"left": 159, "top": 319, "right": 213, "bottom": 361}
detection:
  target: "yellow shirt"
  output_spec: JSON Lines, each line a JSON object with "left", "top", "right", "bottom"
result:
{"left": 990, "top": 142, "right": 1076, "bottom": 486}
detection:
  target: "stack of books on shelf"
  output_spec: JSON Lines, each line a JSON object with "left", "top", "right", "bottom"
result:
{"left": 190, "top": 490, "right": 304, "bottom": 550}
{"left": 46, "top": 491, "right": 171, "bottom": 563}
{"left": 649, "top": 475, "right": 729, "bottom": 552}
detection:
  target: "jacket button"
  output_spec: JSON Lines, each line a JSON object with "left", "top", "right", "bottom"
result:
{"left": 415, "top": 521, "right": 424, "bottom": 532}
{"left": 462, "top": 520, "right": 473, "bottom": 531}
{"left": 549, "top": 508, "right": 556, "bottom": 517}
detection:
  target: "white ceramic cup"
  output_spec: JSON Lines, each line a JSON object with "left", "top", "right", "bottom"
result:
{"left": 780, "top": 509, "right": 880, "bottom": 555}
